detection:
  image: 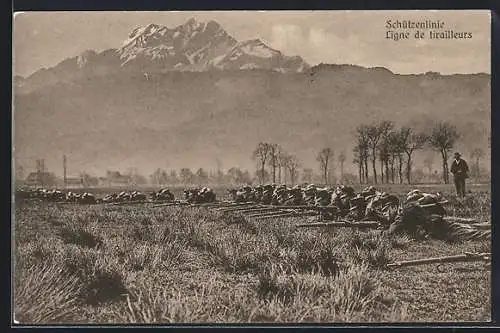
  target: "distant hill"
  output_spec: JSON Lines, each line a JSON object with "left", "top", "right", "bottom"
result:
{"left": 13, "top": 19, "right": 491, "bottom": 177}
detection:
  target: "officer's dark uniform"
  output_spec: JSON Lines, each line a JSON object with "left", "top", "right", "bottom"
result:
{"left": 450, "top": 153, "right": 469, "bottom": 198}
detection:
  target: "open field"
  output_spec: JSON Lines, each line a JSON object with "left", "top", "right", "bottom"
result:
{"left": 13, "top": 184, "right": 491, "bottom": 324}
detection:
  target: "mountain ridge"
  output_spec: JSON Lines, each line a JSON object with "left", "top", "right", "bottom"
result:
{"left": 16, "top": 17, "right": 311, "bottom": 93}
{"left": 13, "top": 18, "right": 491, "bottom": 177}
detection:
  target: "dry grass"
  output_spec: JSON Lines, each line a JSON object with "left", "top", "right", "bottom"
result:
{"left": 12, "top": 185, "right": 491, "bottom": 323}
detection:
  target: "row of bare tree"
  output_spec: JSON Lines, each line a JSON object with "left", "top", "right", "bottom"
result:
{"left": 353, "top": 120, "right": 467, "bottom": 185}
{"left": 252, "top": 143, "right": 301, "bottom": 185}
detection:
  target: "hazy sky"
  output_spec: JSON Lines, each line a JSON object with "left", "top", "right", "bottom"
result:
{"left": 13, "top": 10, "right": 491, "bottom": 77}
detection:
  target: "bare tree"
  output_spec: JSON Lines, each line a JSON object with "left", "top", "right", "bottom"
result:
{"left": 366, "top": 121, "right": 393, "bottom": 184}
{"left": 276, "top": 149, "right": 288, "bottom": 184}
{"left": 428, "top": 122, "right": 460, "bottom": 184}
{"left": 150, "top": 168, "right": 162, "bottom": 186}
{"left": 180, "top": 168, "right": 194, "bottom": 185}
{"left": 386, "top": 132, "right": 399, "bottom": 183}
{"left": 378, "top": 127, "right": 394, "bottom": 184}
{"left": 354, "top": 125, "right": 370, "bottom": 183}
{"left": 470, "top": 148, "right": 485, "bottom": 181}
{"left": 378, "top": 137, "right": 389, "bottom": 184}
{"left": 267, "top": 143, "right": 280, "bottom": 184}
{"left": 317, "top": 148, "right": 334, "bottom": 186}
{"left": 160, "top": 170, "right": 168, "bottom": 185}
{"left": 169, "top": 170, "right": 179, "bottom": 185}
{"left": 252, "top": 142, "right": 271, "bottom": 184}
{"left": 338, "top": 151, "right": 346, "bottom": 183}
{"left": 399, "top": 127, "right": 428, "bottom": 184}
{"left": 284, "top": 154, "right": 300, "bottom": 186}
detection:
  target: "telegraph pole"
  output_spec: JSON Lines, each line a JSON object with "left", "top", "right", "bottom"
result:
{"left": 41, "top": 159, "right": 45, "bottom": 187}
{"left": 36, "top": 159, "right": 40, "bottom": 187}
{"left": 36, "top": 159, "right": 45, "bottom": 187}
{"left": 63, "top": 155, "right": 67, "bottom": 189}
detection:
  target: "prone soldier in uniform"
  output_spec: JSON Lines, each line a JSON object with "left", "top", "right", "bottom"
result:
{"left": 261, "top": 184, "right": 274, "bottom": 205}
{"left": 331, "top": 185, "right": 355, "bottom": 216}
{"left": 284, "top": 185, "right": 304, "bottom": 205}
{"left": 347, "top": 195, "right": 367, "bottom": 221}
{"left": 272, "top": 185, "right": 288, "bottom": 205}
{"left": 386, "top": 191, "right": 448, "bottom": 239}
{"left": 198, "top": 187, "right": 216, "bottom": 203}
{"left": 253, "top": 185, "right": 263, "bottom": 203}
{"left": 314, "top": 187, "right": 332, "bottom": 206}
{"left": 242, "top": 185, "right": 255, "bottom": 202}
{"left": 363, "top": 192, "right": 400, "bottom": 227}
{"left": 303, "top": 184, "right": 317, "bottom": 206}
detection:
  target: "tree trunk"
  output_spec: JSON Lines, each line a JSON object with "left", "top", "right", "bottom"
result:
{"left": 358, "top": 162, "right": 362, "bottom": 184}
{"left": 260, "top": 161, "right": 266, "bottom": 184}
{"left": 441, "top": 151, "right": 447, "bottom": 184}
{"left": 364, "top": 156, "right": 369, "bottom": 184}
{"left": 380, "top": 158, "right": 384, "bottom": 184}
{"left": 325, "top": 160, "right": 329, "bottom": 186}
{"left": 385, "top": 158, "right": 390, "bottom": 183}
{"left": 406, "top": 152, "right": 412, "bottom": 185}
{"left": 398, "top": 154, "right": 403, "bottom": 184}
{"left": 476, "top": 157, "right": 480, "bottom": 181}
{"left": 444, "top": 151, "right": 450, "bottom": 184}
{"left": 272, "top": 163, "right": 276, "bottom": 183}
{"left": 390, "top": 155, "right": 395, "bottom": 184}
{"left": 278, "top": 166, "right": 282, "bottom": 184}
{"left": 372, "top": 155, "right": 378, "bottom": 184}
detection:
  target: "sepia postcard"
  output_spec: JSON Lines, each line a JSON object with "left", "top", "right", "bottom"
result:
{"left": 12, "top": 10, "right": 491, "bottom": 324}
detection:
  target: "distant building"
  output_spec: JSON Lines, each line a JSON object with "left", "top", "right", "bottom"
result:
{"left": 24, "top": 172, "right": 57, "bottom": 187}
{"left": 99, "top": 171, "right": 132, "bottom": 187}
{"left": 65, "top": 176, "right": 84, "bottom": 188}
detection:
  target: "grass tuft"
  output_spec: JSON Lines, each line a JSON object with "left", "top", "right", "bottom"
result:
{"left": 58, "top": 224, "right": 103, "bottom": 248}
{"left": 14, "top": 262, "right": 82, "bottom": 324}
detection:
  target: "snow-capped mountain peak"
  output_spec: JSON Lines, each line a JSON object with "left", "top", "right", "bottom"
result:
{"left": 236, "top": 39, "right": 282, "bottom": 58}
{"left": 20, "top": 18, "right": 309, "bottom": 90}
{"left": 181, "top": 17, "right": 204, "bottom": 32}
{"left": 114, "top": 18, "right": 308, "bottom": 72}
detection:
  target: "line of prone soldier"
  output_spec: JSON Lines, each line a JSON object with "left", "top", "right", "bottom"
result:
{"left": 14, "top": 187, "right": 213, "bottom": 204}
{"left": 15, "top": 185, "right": 488, "bottom": 241}
{"left": 228, "top": 184, "right": 487, "bottom": 241}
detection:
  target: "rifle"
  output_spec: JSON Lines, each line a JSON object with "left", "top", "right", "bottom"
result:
{"left": 150, "top": 200, "right": 190, "bottom": 207}
{"left": 220, "top": 206, "right": 280, "bottom": 214}
{"left": 109, "top": 200, "right": 151, "bottom": 206}
{"left": 263, "top": 205, "right": 338, "bottom": 211}
{"left": 386, "top": 252, "right": 491, "bottom": 269}
{"left": 295, "top": 221, "right": 381, "bottom": 229}
{"left": 215, "top": 202, "right": 263, "bottom": 211}
{"left": 443, "top": 216, "right": 486, "bottom": 224}
{"left": 250, "top": 211, "right": 319, "bottom": 220}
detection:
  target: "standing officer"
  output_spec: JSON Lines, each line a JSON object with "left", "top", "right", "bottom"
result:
{"left": 450, "top": 152, "right": 469, "bottom": 198}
